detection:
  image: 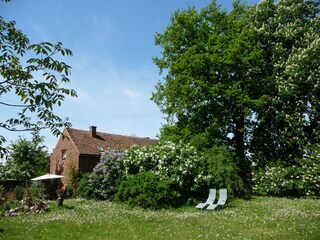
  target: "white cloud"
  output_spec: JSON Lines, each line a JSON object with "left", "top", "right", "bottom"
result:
{"left": 122, "top": 88, "right": 141, "bottom": 102}
{"left": 52, "top": 52, "right": 163, "bottom": 139}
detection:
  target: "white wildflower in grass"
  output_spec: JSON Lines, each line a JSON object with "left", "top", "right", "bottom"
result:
{"left": 2, "top": 197, "right": 319, "bottom": 240}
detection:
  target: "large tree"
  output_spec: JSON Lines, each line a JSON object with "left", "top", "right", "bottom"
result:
{"left": 249, "top": 0, "right": 320, "bottom": 166}
{"left": 152, "top": 0, "right": 320, "bottom": 179}
{"left": 0, "top": 9, "right": 77, "bottom": 156}
{"left": 152, "top": 0, "right": 263, "bottom": 181}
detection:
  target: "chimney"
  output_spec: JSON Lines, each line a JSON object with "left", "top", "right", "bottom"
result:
{"left": 89, "top": 126, "right": 97, "bottom": 137}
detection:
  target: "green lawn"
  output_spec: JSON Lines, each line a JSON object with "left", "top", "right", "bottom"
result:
{"left": 0, "top": 197, "right": 319, "bottom": 240}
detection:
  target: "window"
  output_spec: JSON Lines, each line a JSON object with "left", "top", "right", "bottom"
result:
{"left": 62, "top": 150, "right": 67, "bottom": 160}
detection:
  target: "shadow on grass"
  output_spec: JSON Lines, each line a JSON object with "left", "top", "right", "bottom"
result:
{"left": 235, "top": 194, "right": 252, "bottom": 200}
{"left": 49, "top": 203, "right": 76, "bottom": 212}
{"left": 60, "top": 205, "right": 75, "bottom": 210}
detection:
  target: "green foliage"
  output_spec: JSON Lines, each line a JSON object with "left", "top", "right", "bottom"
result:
{"left": 200, "top": 146, "right": 246, "bottom": 197}
{"left": 64, "top": 160, "right": 80, "bottom": 198}
{"left": 123, "top": 141, "right": 204, "bottom": 201}
{"left": 77, "top": 173, "right": 94, "bottom": 199}
{"left": 0, "top": 13, "right": 77, "bottom": 156}
{"left": 116, "top": 171, "right": 180, "bottom": 209}
{"left": 89, "top": 149, "right": 125, "bottom": 200}
{"left": 29, "top": 181, "right": 45, "bottom": 200}
{"left": 11, "top": 185, "right": 25, "bottom": 200}
{"left": 0, "top": 185, "right": 5, "bottom": 198}
{"left": 121, "top": 141, "right": 246, "bottom": 206}
{"left": 85, "top": 141, "right": 244, "bottom": 208}
{"left": 249, "top": 0, "right": 320, "bottom": 166}
{"left": 152, "top": 1, "right": 261, "bottom": 180}
{"left": 0, "top": 164, "right": 6, "bottom": 182}
{"left": 253, "top": 145, "right": 320, "bottom": 197}
{"left": 0, "top": 137, "right": 49, "bottom": 181}
{"left": 152, "top": 0, "right": 320, "bottom": 186}
{"left": 0, "top": 202, "right": 11, "bottom": 213}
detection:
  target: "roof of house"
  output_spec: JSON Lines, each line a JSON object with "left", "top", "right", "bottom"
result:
{"left": 65, "top": 127, "right": 157, "bottom": 155}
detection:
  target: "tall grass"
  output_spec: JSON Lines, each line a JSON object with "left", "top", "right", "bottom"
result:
{"left": 0, "top": 197, "right": 319, "bottom": 240}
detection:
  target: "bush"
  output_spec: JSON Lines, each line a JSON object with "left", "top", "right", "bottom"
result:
{"left": 4, "top": 192, "right": 16, "bottom": 203}
{"left": 89, "top": 149, "right": 125, "bottom": 200}
{"left": 116, "top": 172, "right": 180, "bottom": 209}
{"left": 78, "top": 173, "right": 94, "bottom": 199}
{"left": 65, "top": 160, "right": 80, "bottom": 198}
{"left": 12, "top": 185, "right": 25, "bottom": 200}
{"left": 29, "top": 181, "right": 45, "bottom": 199}
{"left": 123, "top": 141, "right": 203, "bottom": 202}
{"left": 0, "top": 185, "right": 5, "bottom": 198}
{"left": 123, "top": 141, "right": 246, "bottom": 205}
{"left": 199, "top": 146, "right": 245, "bottom": 197}
{"left": 86, "top": 141, "right": 245, "bottom": 208}
{"left": 253, "top": 145, "right": 320, "bottom": 197}
{"left": 0, "top": 202, "right": 11, "bottom": 213}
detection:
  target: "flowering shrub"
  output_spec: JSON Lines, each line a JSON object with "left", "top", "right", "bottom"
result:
{"left": 123, "top": 141, "right": 203, "bottom": 201}
{"left": 88, "top": 149, "right": 125, "bottom": 200}
{"left": 81, "top": 141, "right": 245, "bottom": 207}
{"left": 253, "top": 145, "right": 320, "bottom": 197}
{"left": 116, "top": 171, "right": 180, "bottom": 209}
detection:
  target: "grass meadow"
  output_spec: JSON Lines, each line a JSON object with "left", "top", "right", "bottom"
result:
{"left": 0, "top": 197, "right": 319, "bottom": 240}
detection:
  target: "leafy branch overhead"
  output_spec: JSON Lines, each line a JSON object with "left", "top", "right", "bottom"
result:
{"left": 0, "top": 16, "right": 77, "bottom": 154}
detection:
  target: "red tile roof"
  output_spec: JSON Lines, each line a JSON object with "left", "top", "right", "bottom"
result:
{"left": 66, "top": 127, "right": 157, "bottom": 155}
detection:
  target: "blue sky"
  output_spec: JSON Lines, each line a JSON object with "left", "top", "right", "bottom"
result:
{"left": 1, "top": 0, "right": 259, "bottom": 152}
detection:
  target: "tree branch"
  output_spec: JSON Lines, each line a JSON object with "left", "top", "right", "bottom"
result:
{"left": 0, "top": 124, "right": 45, "bottom": 132}
{"left": 0, "top": 78, "right": 15, "bottom": 85}
{"left": 0, "top": 101, "right": 30, "bottom": 107}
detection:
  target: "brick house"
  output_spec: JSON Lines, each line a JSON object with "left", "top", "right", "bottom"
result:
{"left": 49, "top": 126, "right": 157, "bottom": 176}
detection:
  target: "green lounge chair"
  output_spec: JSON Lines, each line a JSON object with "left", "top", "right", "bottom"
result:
{"left": 206, "top": 188, "right": 227, "bottom": 210}
{"left": 196, "top": 189, "right": 216, "bottom": 210}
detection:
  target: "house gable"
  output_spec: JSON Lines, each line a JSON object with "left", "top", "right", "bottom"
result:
{"left": 50, "top": 126, "right": 157, "bottom": 175}
{"left": 49, "top": 128, "right": 80, "bottom": 175}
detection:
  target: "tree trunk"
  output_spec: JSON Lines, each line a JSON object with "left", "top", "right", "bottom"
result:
{"left": 234, "top": 113, "right": 251, "bottom": 189}
{"left": 56, "top": 197, "right": 64, "bottom": 207}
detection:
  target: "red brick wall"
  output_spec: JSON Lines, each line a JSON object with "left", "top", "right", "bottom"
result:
{"left": 49, "top": 130, "right": 80, "bottom": 177}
